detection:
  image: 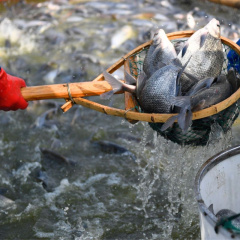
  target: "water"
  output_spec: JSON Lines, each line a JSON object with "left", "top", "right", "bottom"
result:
{"left": 0, "top": 0, "right": 239, "bottom": 239}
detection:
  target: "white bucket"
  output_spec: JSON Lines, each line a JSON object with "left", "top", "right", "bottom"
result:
{"left": 195, "top": 145, "right": 240, "bottom": 239}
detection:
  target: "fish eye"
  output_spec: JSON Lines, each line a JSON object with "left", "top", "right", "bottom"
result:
{"left": 217, "top": 24, "right": 220, "bottom": 27}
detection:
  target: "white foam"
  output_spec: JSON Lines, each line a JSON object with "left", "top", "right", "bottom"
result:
{"left": 12, "top": 162, "right": 41, "bottom": 183}
{"left": 44, "top": 179, "right": 70, "bottom": 205}
{"left": 133, "top": 123, "right": 232, "bottom": 237}
{"left": 73, "top": 174, "right": 108, "bottom": 190}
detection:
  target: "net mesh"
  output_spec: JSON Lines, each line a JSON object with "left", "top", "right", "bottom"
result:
{"left": 127, "top": 39, "right": 240, "bottom": 146}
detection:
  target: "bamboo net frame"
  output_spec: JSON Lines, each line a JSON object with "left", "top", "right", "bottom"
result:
{"left": 68, "top": 31, "right": 240, "bottom": 123}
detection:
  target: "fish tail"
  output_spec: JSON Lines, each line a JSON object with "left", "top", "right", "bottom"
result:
{"left": 125, "top": 70, "right": 136, "bottom": 84}
{"left": 175, "top": 96, "right": 192, "bottom": 132}
{"left": 160, "top": 115, "right": 179, "bottom": 131}
{"left": 171, "top": 58, "right": 182, "bottom": 68}
{"left": 161, "top": 96, "right": 192, "bottom": 132}
{"left": 172, "top": 96, "right": 191, "bottom": 109}
{"left": 179, "top": 108, "right": 193, "bottom": 133}
{"left": 101, "top": 71, "right": 125, "bottom": 99}
{"left": 100, "top": 90, "right": 115, "bottom": 99}
{"left": 186, "top": 77, "right": 215, "bottom": 96}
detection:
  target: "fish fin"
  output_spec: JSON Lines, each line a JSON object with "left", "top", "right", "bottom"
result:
{"left": 203, "top": 77, "right": 215, "bottom": 88}
{"left": 157, "top": 61, "right": 167, "bottom": 69}
{"left": 216, "top": 74, "right": 227, "bottom": 84}
{"left": 171, "top": 58, "right": 182, "bottom": 68}
{"left": 177, "top": 55, "right": 193, "bottom": 82}
{"left": 161, "top": 115, "right": 179, "bottom": 131}
{"left": 176, "top": 82, "right": 182, "bottom": 96}
{"left": 172, "top": 96, "right": 191, "bottom": 131}
{"left": 181, "top": 41, "right": 189, "bottom": 57}
{"left": 208, "top": 204, "right": 214, "bottom": 214}
{"left": 125, "top": 70, "right": 136, "bottom": 84}
{"left": 183, "top": 72, "right": 198, "bottom": 84}
{"left": 103, "top": 71, "right": 124, "bottom": 91}
{"left": 187, "top": 77, "right": 215, "bottom": 96}
{"left": 172, "top": 96, "right": 191, "bottom": 108}
{"left": 191, "top": 99, "right": 206, "bottom": 112}
{"left": 227, "top": 68, "right": 238, "bottom": 92}
{"left": 177, "top": 109, "right": 187, "bottom": 131}
{"left": 183, "top": 110, "right": 192, "bottom": 132}
{"left": 136, "top": 71, "right": 147, "bottom": 96}
{"left": 100, "top": 90, "right": 116, "bottom": 99}
{"left": 200, "top": 32, "right": 208, "bottom": 48}
{"left": 175, "top": 73, "right": 182, "bottom": 96}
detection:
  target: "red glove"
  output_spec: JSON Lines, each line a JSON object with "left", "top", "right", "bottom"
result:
{"left": 0, "top": 68, "right": 28, "bottom": 111}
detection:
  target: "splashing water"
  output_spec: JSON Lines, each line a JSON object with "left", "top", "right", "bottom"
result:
{"left": 0, "top": 0, "right": 239, "bottom": 239}
{"left": 133, "top": 123, "right": 232, "bottom": 239}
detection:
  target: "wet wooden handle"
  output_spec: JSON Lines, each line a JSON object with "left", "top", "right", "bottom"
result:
{"left": 207, "top": 0, "right": 240, "bottom": 8}
{"left": 21, "top": 81, "right": 117, "bottom": 101}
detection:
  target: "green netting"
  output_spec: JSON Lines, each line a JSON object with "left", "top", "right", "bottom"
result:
{"left": 128, "top": 39, "right": 240, "bottom": 146}
{"left": 215, "top": 212, "right": 240, "bottom": 234}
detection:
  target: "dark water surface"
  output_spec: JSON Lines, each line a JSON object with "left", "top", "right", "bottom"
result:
{"left": 0, "top": 0, "right": 239, "bottom": 239}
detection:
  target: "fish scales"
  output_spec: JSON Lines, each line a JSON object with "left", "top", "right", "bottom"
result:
{"left": 138, "top": 65, "right": 179, "bottom": 113}
{"left": 178, "top": 18, "right": 224, "bottom": 95}
{"left": 181, "top": 35, "right": 224, "bottom": 94}
{"left": 143, "top": 29, "right": 177, "bottom": 77}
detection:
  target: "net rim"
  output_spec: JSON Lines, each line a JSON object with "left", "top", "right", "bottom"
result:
{"left": 76, "top": 30, "right": 240, "bottom": 123}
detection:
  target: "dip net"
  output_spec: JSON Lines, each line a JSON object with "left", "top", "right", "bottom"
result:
{"left": 127, "top": 40, "right": 240, "bottom": 146}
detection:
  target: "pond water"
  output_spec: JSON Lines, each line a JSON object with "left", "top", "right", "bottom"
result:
{"left": 0, "top": 0, "right": 240, "bottom": 239}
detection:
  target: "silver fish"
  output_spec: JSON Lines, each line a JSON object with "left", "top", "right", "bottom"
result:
{"left": 189, "top": 75, "right": 232, "bottom": 111}
{"left": 102, "top": 61, "right": 183, "bottom": 114}
{"left": 162, "top": 75, "right": 232, "bottom": 132}
{"left": 178, "top": 18, "right": 224, "bottom": 95}
{"left": 138, "top": 64, "right": 181, "bottom": 113}
{"left": 143, "top": 29, "right": 177, "bottom": 77}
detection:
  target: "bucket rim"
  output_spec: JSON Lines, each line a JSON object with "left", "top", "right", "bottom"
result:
{"left": 194, "top": 145, "right": 240, "bottom": 236}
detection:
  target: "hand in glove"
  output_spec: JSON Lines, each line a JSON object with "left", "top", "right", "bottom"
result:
{"left": 0, "top": 67, "right": 28, "bottom": 111}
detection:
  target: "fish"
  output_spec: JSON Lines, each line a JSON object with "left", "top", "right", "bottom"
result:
{"left": 102, "top": 59, "right": 184, "bottom": 114}
{"left": 137, "top": 63, "right": 182, "bottom": 113}
{"left": 178, "top": 18, "right": 224, "bottom": 95}
{"left": 92, "top": 140, "right": 136, "bottom": 160}
{"left": 31, "top": 108, "right": 60, "bottom": 129}
{"left": 40, "top": 148, "right": 76, "bottom": 166}
{"left": 36, "top": 170, "right": 57, "bottom": 192}
{"left": 227, "top": 67, "right": 240, "bottom": 92}
{"left": 174, "top": 40, "right": 186, "bottom": 55}
{"left": 92, "top": 140, "right": 130, "bottom": 154}
{"left": 143, "top": 29, "right": 177, "bottom": 77}
{"left": 215, "top": 209, "right": 240, "bottom": 233}
{"left": 102, "top": 57, "right": 191, "bottom": 113}
{"left": 0, "top": 195, "right": 15, "bottom": 208}
{"left": 110, "top": 25, "right": 135, "bottom": 49}
{"left": 162, "top": 74, "right": 233, "bottom": 132}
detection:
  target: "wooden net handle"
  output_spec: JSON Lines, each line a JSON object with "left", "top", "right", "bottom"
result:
{"left": 207, "top": 0, "right": 240, "bottom": 8}
{"left": 21, "top": 30, "right": 240, "bottom": 121}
